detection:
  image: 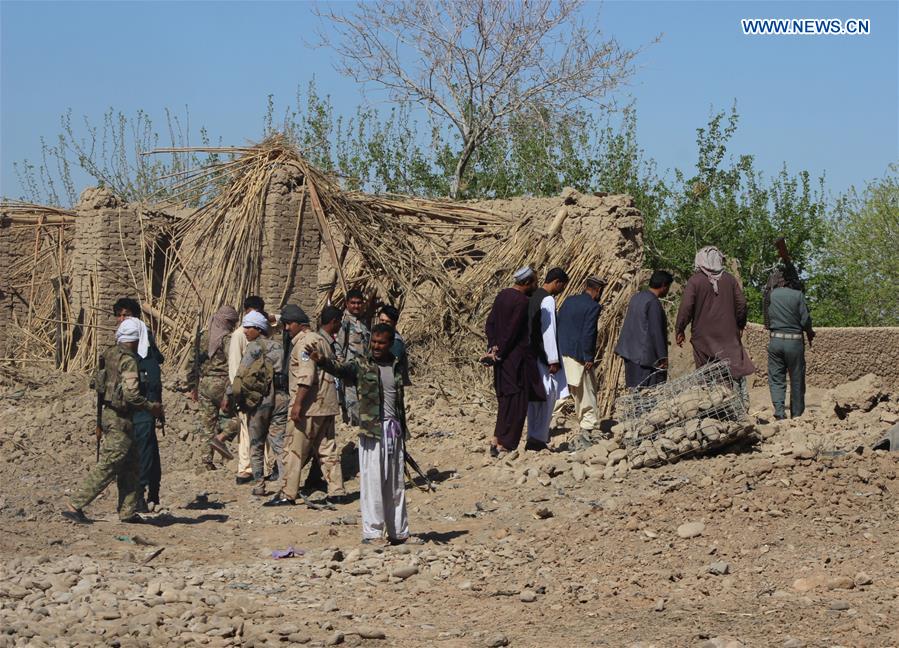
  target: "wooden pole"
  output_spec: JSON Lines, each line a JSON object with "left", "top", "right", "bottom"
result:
{"left": 306, "top": 177, "right": 349, "bottom": 296}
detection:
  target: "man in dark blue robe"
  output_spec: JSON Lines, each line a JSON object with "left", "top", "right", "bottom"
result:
{"left": 614, "top": 271, "right": 673, "bottom": 389}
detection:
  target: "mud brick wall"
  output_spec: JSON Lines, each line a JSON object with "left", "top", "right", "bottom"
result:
{"left": 260, "top": 168, "right": 321, "bottom": 316}
{"left": 70, "top": 188, "right": 146, "bottom": 339}
{"left": 743, "top": 322, "right": 899, "bottom": 390}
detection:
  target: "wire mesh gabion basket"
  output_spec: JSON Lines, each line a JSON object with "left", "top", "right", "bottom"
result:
{"left": 613, "top": 359, "right": 753, "bottom": 469}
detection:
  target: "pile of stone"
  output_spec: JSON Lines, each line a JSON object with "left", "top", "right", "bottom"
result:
{"left": 613, "top": 361, "right": 755, "bottom": 471}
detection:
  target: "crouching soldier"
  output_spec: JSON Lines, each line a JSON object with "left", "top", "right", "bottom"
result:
{"left": 63, "top": 318, "right": 164, "bottom": 523}
{"left": 305, "top": 323, "right": 412, "bottom": 544}
{"left": 188, "top": 305, "right": 241, "bottom": 470}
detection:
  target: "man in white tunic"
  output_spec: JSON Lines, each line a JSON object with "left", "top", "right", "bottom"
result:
{"left": 228, "top": 296, "right": 264, "bottom": 483}
{"left": 526, "top": 268, "right": 570, "bottom": 451}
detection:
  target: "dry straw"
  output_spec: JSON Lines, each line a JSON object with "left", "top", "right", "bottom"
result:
{"left": 4, "top": 136, "right": 640, "bottom": 415}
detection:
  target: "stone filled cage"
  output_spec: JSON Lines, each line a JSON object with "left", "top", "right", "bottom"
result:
{"left": 614, "top": 360, "right": 753, "bottom": 468}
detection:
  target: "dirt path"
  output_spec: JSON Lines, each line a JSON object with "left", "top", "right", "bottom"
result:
{"left": 1, "top": 374, "right": 897, "bottom": 647}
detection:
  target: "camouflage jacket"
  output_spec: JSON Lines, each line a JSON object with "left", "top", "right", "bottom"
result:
{"left": 315, "top": 353, "right": 407, "bottom": 440}
{"left": 94, "top": 344, "right": 154, "bottom": 415}
{"left": 186, "top": 330, "right": 231, "bottom": 391}
{"left": 336, "top": 314, "right": 370, "bottom": 363}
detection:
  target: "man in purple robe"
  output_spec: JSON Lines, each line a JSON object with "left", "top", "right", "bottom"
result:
{"left": 484, "top": 266, "right": 542, "bottom": 456}
{"left": 675, "top": 246, "right": 756, "bottom": 405}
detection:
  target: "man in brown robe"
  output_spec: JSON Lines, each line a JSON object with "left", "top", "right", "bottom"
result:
{"left": 675, "top": 246, "right": 755, "bottom": 405}
{"left": 484, "top": 266, "right": 542, "bottom": 455}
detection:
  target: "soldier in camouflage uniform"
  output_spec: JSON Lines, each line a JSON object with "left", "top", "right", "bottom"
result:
{"left": 64, "top": 319, "right": 164, "bottom": 524}
{"left": 112, "top": 297, "right": 164, "bottom": 512}
{"left": 306, "top": 322, "right": 411, "bottom": 544}
{"left": 227, "top": 311, "right": 288, "bottom": 496}
{"left": 336, "top": 289, "right": 371, "bottom": 426}
{"left": 187, "top": 305, "right": 240, "bottom": 470}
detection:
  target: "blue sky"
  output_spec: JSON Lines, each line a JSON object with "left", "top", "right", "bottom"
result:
{"left": 1, "top": 0, "right": 896, "bottom": 203}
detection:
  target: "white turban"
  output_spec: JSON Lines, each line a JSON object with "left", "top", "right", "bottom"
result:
{"left": 242, "top": 310, "right": 269, "bottom": 333}
{"left": 116, "top": 317, "right": 150, "bottom": 358}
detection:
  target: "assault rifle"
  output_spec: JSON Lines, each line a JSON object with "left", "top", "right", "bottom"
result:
{"left": 274, "top": 329, "right": 291, "bottom": 392}
{"left": 191, "top": 314, "right": 204, "bottom": 395}
{"left": 95, "top": 390, "right": 102, "bottom": 463}
{"left": 404, "top": 449, "right": 435, "bottom": 492}
{"left": 94, "top": 355, "right": 106, "bottom": 462}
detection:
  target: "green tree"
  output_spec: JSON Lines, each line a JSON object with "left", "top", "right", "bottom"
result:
{"left": 809, "top": 165, "right": 899, "bottom": 326}
{"left": 644, "top": 105, "right": 828, "bottom": 321}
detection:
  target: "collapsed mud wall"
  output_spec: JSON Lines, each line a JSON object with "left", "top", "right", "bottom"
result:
{"left": 743, "top": 323, "right": 899, "bottom": 390}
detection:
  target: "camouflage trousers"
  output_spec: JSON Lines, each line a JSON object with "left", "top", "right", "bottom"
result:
{"left": 342, "top": 384, "right": 361, "bottom": 427}
{"left": 247, "top": 391, "right": 288, "bottom": 481}
{"left": 71, "top": 408, "right": 140, "bottom": 520}
{"left": 198, "top": 375, "right": 238, "bottom": 463}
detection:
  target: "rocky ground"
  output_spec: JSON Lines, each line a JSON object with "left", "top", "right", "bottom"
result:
{"left": 1, "top": 366, "right": 898, "bottom": 648}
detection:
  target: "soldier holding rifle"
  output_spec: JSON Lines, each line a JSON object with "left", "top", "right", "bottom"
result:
{"left": 63, "top": 318, "right": 164, "bottom": 524}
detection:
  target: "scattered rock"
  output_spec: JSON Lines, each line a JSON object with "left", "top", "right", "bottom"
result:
{"left": 519, "top": 589, "right": 537, "bottom": 603}
{"left": 708, "top": 561, "right": 730, "bottom": 576}
{"left": 391, "top": 566, "right": 419, "bottom": 580}
{"left": 828, "top": 600, "right": 850, "bottom": 611}
{"left": 792, "top": 574, "right": 827, "bottom": 593}
{"left": 825, "top": 576, "right": 854, "bottom": 590}
{"left": 676, "top": 521, "right": 705, "bottom": 538}
{"left": 830, "top": 373, "right": 885, "bottom": 417}
{"left": 854, "top": 572, "right": 873, "bottom": 587}
{"left": 354, "top": 627, "right": 385, "bottom": 639}
{"left": 485, "top": 634, "right": 510, "bottom": 647}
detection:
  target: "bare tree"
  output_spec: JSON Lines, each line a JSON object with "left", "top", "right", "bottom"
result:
{"left": 315, "top": 0, "right": 648, "bottom": 198}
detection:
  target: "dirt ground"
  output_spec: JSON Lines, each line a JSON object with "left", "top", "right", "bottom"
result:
{"left": 1, "top": 365, "right": 898, "bottom": 648}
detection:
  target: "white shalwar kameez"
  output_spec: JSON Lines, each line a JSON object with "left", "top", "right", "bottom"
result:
{"left": 358, "top": 364, "right": 409, "bottom": 542}
{"left": 527, "top": 294, "right": 568, "bottom": 443}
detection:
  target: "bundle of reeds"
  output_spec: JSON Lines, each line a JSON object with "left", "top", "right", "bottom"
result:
{"left": 143, "top": 135, "right": 510, "bottom": 368}
{"left": 0, "top": 202, "right": 79, "bottom": 366}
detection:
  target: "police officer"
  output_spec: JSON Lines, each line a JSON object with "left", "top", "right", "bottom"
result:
{"left": 265, "top": 305, "right": 345, "bottom": 506}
